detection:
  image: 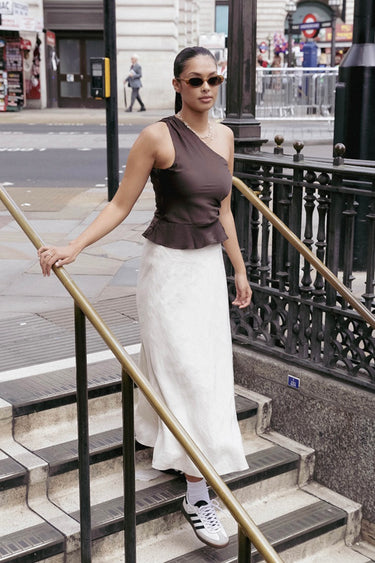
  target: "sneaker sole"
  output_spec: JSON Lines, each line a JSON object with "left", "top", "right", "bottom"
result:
{"left": 181, "top": 504, "right": 229, "bottom": 549}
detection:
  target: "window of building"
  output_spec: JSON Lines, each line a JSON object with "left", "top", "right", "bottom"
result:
{"left": 215, "top": 2, "right": 229, "bottom": 35}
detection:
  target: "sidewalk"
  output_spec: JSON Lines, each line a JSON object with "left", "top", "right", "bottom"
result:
{"left": 0, "top": 107, "right": 171, "bottom": 126}
{"left": 0, "top": 106, "right": 334, "bottom": 143}
{"left": 0, "top": 182, "right": 155, "bottom": 320}
{"left": 0, "top": 107, "right": 334, "bottom": 324}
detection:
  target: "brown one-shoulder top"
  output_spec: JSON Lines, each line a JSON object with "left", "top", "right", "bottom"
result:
{"left": 142, "top": 115, "right": 232, "bottom": 249}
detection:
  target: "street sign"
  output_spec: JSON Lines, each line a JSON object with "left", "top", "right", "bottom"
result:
{"left": 302, "top": 13, "right": 319, "bottom": 39}
{"left": 300, "top": 22, "right": 320, "bottom": 31}
{"left": 288, "top": 19, "right": 333, "bottom": 35}
{"left": 321, "top": 20, "right": 334, "bottom": 29}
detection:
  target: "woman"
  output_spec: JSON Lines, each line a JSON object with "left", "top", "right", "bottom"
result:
{"left": 39, "top": 46, "right": 252, "bottom": 549}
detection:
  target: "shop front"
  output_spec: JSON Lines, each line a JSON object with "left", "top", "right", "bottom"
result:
{"left": 44, "top": 1, "right": 104, "bottom": 108}
{"left": 0, "top": 1, "right": 43, "bottom": 111}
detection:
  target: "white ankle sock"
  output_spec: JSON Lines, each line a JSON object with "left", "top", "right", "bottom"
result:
{"left": 186, "top": 478, "right": 210, "bottom": 505}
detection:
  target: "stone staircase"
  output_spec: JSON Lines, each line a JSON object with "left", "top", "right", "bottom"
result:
{"left": 0, "top": 296, "right": 373, "bottom": 563}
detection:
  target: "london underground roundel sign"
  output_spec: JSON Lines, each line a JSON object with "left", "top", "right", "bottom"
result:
{"left": 302, "top": 13, "right": 319, "bottom": 39}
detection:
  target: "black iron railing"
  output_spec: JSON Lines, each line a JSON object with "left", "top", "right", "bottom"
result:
{"left": 230, "top": 140, "right": 375, "bottom": 390}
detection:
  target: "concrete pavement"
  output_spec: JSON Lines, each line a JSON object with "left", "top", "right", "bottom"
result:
{"left": 0, "top": 107, "right": 334, "bottom": 323}
{"left": 0, "top": 106, "right": 334, "bottom": 143}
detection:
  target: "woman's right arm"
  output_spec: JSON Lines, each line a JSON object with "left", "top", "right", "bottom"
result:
{"left": 38, "top": 123, "right": 162, "bottom": 276}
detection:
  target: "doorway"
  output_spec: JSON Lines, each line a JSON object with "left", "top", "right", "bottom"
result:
{"left": 56, "top": 32, "right": 104, "bottom": 108}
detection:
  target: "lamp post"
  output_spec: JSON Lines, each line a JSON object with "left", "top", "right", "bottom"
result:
{"left": 329, "top": 0, "right": 341, "bottom": 66}
{"left": 285, "top": 0, "right": 297, "bottom": 67}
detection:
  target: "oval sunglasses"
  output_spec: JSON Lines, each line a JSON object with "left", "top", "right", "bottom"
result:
{"left": 177, "top": 75, "right": 224, "bottom": 87}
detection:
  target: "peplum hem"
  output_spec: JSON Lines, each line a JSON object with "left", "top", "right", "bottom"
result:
{"left": 142, "top": 218, "right": 228, "bottom": 250}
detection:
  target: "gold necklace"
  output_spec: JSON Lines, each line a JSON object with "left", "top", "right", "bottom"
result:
{"left": 176, "top": 112, "right": 214, "bottom": 141}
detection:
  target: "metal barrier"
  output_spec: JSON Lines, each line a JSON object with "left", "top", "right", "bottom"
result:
{"left": 212, "top": 67, "right": 339, "bottom": 120}
{"left": 0, "top": 185, "right": 283, "bottom": 563}
{"left": 229, "top": 142, "right": 375, "bottom": 390}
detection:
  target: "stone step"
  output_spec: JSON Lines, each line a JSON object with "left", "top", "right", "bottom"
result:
{"left": 0, "top": 386, "right": 261, "bottom": 562}
{"left": 99, "top": 485, "right": 362, "bottom": 563}
{"left": 0, "top": 358, "right": 125, "bottom": 416}
{"left": 5, "top": 374, "right": 257, "bottom": 477}
{"left": 34, "top": 391, "right": 257, "bottom": 476}
{"left": 0, "top": 434, "right": 299, "bottom": 561}
{"left": 0, "top": 524, "right": 64, "bottom": 563}
{"left": 65, "top": 445, "right": 299, "bottom": 536}
{"left": 298, "top": 544, "right": 373, "bottom": 563}
{"left": 164, "top": 500, "right": 347, "bottom": 563}
{"left": 0, "top": 454, "right": 27, "bottom": 491}
{"left": 0, "top": 443, "right": 299, "bottom": 562}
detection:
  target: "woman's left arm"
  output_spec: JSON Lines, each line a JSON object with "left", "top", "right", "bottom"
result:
{"left": 219, "top": 126, "right": 252, "bottom": 309}
{"left": 220, "top": 193, "right": 252, "bottom": 308}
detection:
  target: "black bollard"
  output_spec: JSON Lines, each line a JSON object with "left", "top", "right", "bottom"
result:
{"left": 333, "top": 0, "right": 375, "bottom": 269}
{"left": 334, "top": 0, "right": 375, "bottom": 159}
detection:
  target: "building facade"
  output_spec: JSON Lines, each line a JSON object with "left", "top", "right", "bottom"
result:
{"left": 0, "top": 0, "right": 355, "bottom": 111}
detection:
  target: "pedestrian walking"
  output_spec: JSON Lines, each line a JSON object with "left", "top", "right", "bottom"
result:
{"left": 125, "top": 53, "right": 146, "bottom": 112}
{"left": 38, "top": 45, "right": 251, "bottom": 549}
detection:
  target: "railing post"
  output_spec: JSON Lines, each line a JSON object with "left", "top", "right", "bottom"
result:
{"left": 285, "top": 145, "right": 304, "bottom": 355}
{"left": 74, "top": 303, "right": 92, "bottom": 562}
{"left": 122, "top": 367, "right": 136, "bottom": 562}
{"left": 238, "top": 526, "right": 252, "bottom": 562}
{"left": 272, "top": 135, "right": 290, "bottom": 292}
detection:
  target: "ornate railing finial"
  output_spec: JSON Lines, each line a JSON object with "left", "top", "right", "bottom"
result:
{"left": 293, "top": 141, "right": 304, "bottom": 162}
{"left": 274, "top": 135, "right": 284, "bottom": 155}
{"left": 333, "top": 143, "right": 346, "bottom": 165}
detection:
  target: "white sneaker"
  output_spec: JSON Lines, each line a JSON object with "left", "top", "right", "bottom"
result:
{"left": 182, "top": 497, "right": 229, "bottom": 548}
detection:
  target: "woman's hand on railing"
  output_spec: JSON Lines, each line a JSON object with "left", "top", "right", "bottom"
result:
{"left": 38, "top": 243, "right": 80, "bottom": 277}
{"left": 232, "top": 272, "right": 252, "bottom": 309}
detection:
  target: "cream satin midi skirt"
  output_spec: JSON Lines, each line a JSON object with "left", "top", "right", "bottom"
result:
{"left": 135, "top": 239, "right": 248, "bottom": 478}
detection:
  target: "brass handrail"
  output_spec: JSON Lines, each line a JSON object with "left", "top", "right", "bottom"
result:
{"left": 232, "top": 176, "right": 375, "bottom": 330}
{"left": 0, "top": 184, "right": 283, "bottom": 562}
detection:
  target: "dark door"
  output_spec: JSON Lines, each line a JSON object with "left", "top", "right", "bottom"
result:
{"left": 57, "top": 32, "right": 104, "bottom": 108}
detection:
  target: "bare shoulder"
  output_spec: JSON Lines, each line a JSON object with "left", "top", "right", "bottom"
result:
{"left": 137, "top": 121, "right": 169, "bottom": 143}
{"left": 130, "top": 121, "right": 171, "bottom": 164}
{"left": 134, "top": 120, "right": 174, "bottom": 169}
{"left": 216, "top": 122, "right": 234, "bottom": 141}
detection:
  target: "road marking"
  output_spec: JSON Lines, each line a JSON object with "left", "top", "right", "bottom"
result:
{"left": 0, "top": 343, "right": 141, "bottom": 383}
{"left": 0, "top": 148, "right": 47, "bottom": 152}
